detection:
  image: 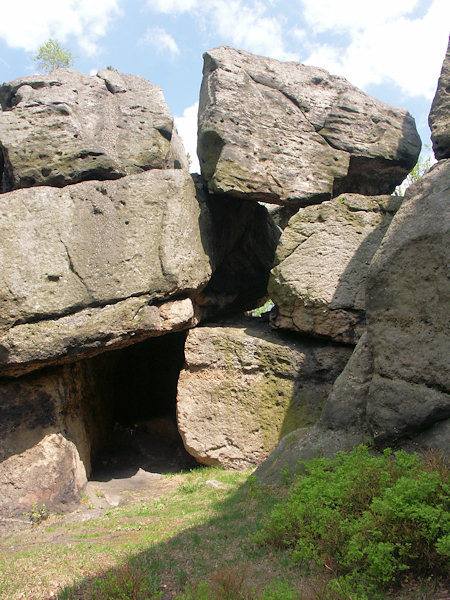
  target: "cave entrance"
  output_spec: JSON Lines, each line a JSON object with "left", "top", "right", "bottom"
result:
{"left": 91, "top": 331, "right": 198, "bottom": 479}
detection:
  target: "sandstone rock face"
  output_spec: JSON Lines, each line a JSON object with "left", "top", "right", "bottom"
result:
{"left": 0, "top": 69, "right": 184, "bottom": 192}
{"left": 177, "top": 318, "right": 352, "bottom": 469}
{"left": 0, "top": 170, "right": 211, "bottom": 375}
{"left": 194, "top": 178, "right": 281, "bottom": 318}
{"left": 198, "top": 46, "right": 420, "bottom": 206}
{"left": 257, "top": 160, "right": 450, "bottom": 484}
{"left": 365, "top": 159, "right": 450, "bottom": 443}
{"left": 320, "top": 332, "right": 373, "bottom": 432}
{"left": 269, "top": 194, "right": 400, "bottom": 343}
{"left": 0, "top": 356, "right": 115, "bottom": 518}
{"left": 429, "top": 38, "right": 450, "bottom": 160}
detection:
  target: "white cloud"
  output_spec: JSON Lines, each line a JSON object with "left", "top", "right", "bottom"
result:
{"left": 139, "top": 27, "right": 180, "bottom": 58}
{"left": 147, "top": 0, "right": 297, "bottom": 61}
{"left": 147, "top": 0, "right": 198, "bottom": 13}
{"left": 300, "top": 0, "right": 420, "bottom": 34}
{"left": 0, "top": 0, "right": 122, "bottom": 56}
{"left": 299, "top": 0, "right": 450, "bottom": 98}
{"left": 208, "top": 0, "right": 298, "bottom": 61}
{"left": 174, "top": 102, "right": 200, "bottom": 173}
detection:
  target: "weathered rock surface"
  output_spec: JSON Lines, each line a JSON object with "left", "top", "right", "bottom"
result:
{"left": 0, "top": 69, "right": 185, "bottom": 192}
{"left": 177, "top": 318, "right": 352, "bottom": 469}
{"left": 253, "top": 425, "right": 368, "bottom": 485}
{"left": 198, "top": 46, "right": 420, "bottom": 206}
{"left": 194, "top": 177, "right": 281, "bottom": 318}
{"left": 365, "top": 159, "right": 450, "bottom": 442}
{"left": 429, "top": 38, "right": 450, "bottom": 160}
{"left": 269, "top": 194, "right": 401, "bottom": 343}
{"left": 257, "top": 160, "right": 450, "bottom": 483}
{"left": 0, "top": 356, "right": 115, "bottom": 518}
{"left": 0, "top": 170, "right": 211, "bottom": 375}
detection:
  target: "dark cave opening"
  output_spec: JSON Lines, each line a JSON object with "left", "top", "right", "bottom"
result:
{"left": 90, "top": 331, "right": 198, "bottom": 479}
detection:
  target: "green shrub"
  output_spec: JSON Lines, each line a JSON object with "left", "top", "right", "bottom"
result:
{"left": 258, "top": 446, "right": 449, "bottom": 600}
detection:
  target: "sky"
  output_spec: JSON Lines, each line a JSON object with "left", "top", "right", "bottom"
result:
{"left": 0, "top": 1, "right": 448, "bottom": 172}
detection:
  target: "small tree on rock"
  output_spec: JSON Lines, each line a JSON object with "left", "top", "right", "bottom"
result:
{"left": 32, "top": 39, "right": 75, "bottom": 72}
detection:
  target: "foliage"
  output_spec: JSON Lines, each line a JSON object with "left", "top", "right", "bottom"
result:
{"left": 25, "top": 502, "right": 48, "bottom": 525}
{"left": 176, "top": 572, "right": 300, "bottom": 600}
{"left": 249, "top": 299, "right": 275, "bottom": 317}
{"left": 4, "top": 462, "right": 447, "bottom": 600}
{"left": 394, "top": 148, "right": 434, "bottom": 195}
{"left": 32, "top": 39, "right": 76, "bottom": 72}
{"left": 258, "top": 446, "right": 449, "bottom": 600}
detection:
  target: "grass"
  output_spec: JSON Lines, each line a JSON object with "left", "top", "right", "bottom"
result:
{"left": 0, "top": 455, "right": 447, "bottom": 600}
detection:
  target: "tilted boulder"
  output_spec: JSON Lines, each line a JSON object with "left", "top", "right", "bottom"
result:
{"left": 198, "top": 46, "right": 421, "bottom": 206}
{"left": 0, "top": 69, "right": 186, "bottom": 192}
{"left": 429, "top": 38, "right": 450, "bottom": 160}
{"left": 269, "top": 194, "right": 401, "bottom": 344}
{"left": 177, "top": 317, "right": 352, "bottom": 469}
{"left": 0, "top": 170, "right": 211, "bottom": 375}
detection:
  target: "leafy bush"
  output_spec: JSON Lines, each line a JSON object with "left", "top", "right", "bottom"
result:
{"left": 258, "top": 446, "right": 449, "bottom": 600}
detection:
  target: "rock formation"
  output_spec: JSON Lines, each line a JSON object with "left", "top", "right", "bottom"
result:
{"left": 198, "top": 46, "right": 420, "bottom": 206}
{"left": 1, "top": 45, "right": 447, "bottom": 519}
{"left": 256, "top": 45, "right": 450, "bottom": 482}
{"left": 0, "top": 170, "right": 211, "bottom": 375}
{"left": 429, "top": 38, "right": 450, "bottom": 160}
{"left": 269, "top": 194, "right": 401, "bottom": 343}
{"left": 0, "top": 69, "right": 212, "bottom": 518}
{"left": 0, "top": 69, "right": 186, "bottom": 192}
{"left": 0, "top": 352, "right": 119, "bottom": 517}
{"left": 177, "top": 317, "right": 351, "bottom": 468}
{"left": 257, "top": 160, "right": 450, "bottom": 483}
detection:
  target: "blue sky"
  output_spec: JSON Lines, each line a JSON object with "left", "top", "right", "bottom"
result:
{"left": 1, "top": 0, "right": 449, "bottom": 172}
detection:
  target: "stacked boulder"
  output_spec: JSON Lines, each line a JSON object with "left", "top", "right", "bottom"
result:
{"left": 177, "top": 46, "right": 423, "bottom": 469}
{"left": 2, "top": 42, "right": 446, "bottom": 516}
{"left": 256, "top": 40, "right": 450, "bottom": 483}
{"left": 0, "top": 69, "right": 214, "bottom": 517}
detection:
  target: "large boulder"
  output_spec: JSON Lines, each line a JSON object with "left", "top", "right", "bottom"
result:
{"left": 0, "top": 355, "right": 115, "bottom": 519}
{"left": 198, "top": 46, "right": 421, "bottom": 206}
{"left": 0, "top": 69, "right": 186, "bottom": 192}
{"left": 429, "top": 38, "right": 450, "bottom": 160}
{"left": 269, "top": 194, "right": 401, "bottom": 343}
{"left": 177, "top": 317, "right": 352, "bottom": 469}
{"left": 256, "top": 160, "right": 450, "bottom": 483}
{"left": 365, "top": 159, "right": 450, "bottom": 444}
{"left": 0, "top": 170, "right": 211, "bottom": 375}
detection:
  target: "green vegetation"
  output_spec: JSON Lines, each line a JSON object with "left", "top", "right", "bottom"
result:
{"left": 250, "top": 299, "right": 275, "bottom": 317}
{"left": 0, "top": 451, "right": 447, "bottom": 600}
{"left": 24, "top": 502, "right": 48, "bottom": 525}
{"left": 32, "top": 39, "right": 76, "bottom": 72}
{"left": 258, "top": 445, "right": 449, "bottom": 600}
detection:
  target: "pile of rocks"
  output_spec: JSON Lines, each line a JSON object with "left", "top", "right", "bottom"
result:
{"left": 0, "top": 40, "right": 448, "bottom": 516}
{"left": 256, "top": 41, "right": 450, "bottom": 483}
